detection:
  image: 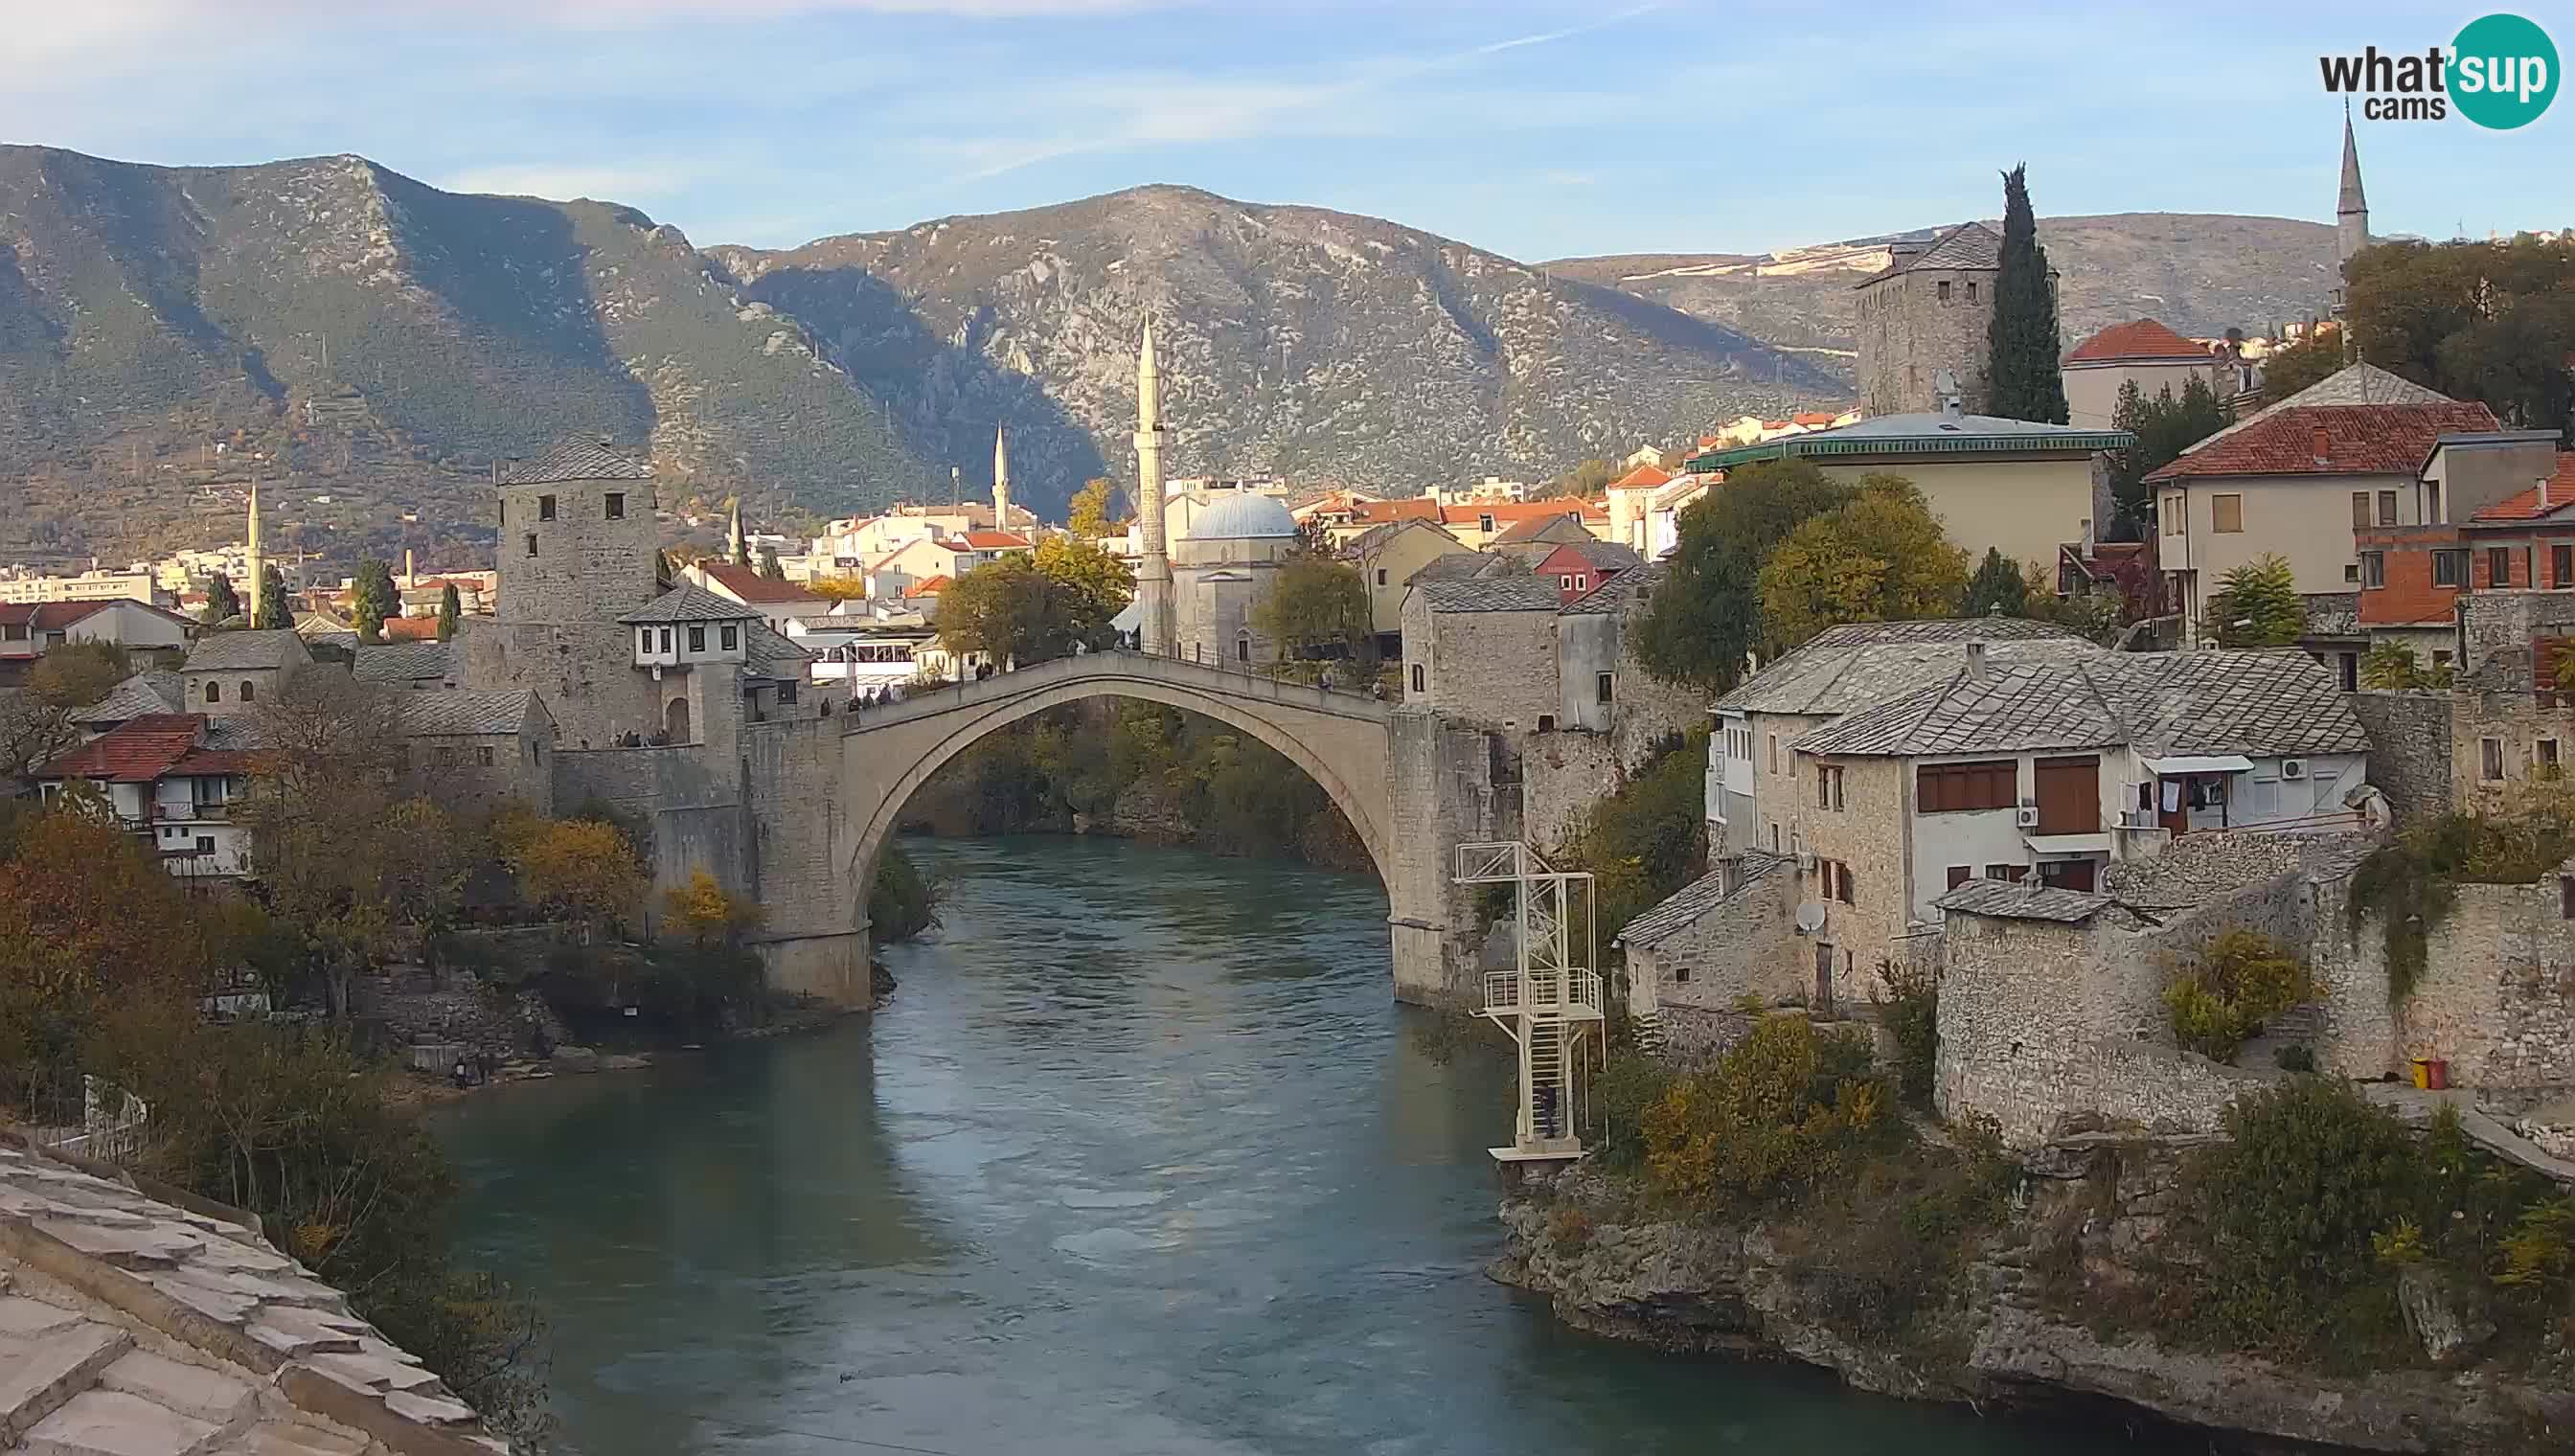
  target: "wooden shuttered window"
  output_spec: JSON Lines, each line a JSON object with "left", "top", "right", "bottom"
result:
{"left": 1916, "top": 759, "right": 2017, "bottom": 813}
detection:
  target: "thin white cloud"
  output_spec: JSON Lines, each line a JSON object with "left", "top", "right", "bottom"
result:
{"left": 438, "top": 162, "right": 703, "bottom": 201}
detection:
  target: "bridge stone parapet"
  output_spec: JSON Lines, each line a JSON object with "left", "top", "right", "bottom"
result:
{"left": 838, "top": 651, "right": 1476, "bottom": 1004}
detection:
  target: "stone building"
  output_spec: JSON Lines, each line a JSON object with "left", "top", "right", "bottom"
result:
{"left": 1337, "top": 518, "right": 1471, "bottom": 656}
{"left": 1173, "top": 489, "right": 1300, "bottom": 666}
{"left": 178, "top": 629, "right": 308, "bottom": 716}
{"left": 1852, "top": 222, "right": 2023, "bottom": 417}
{"left": 395, "top": 689, "right": 556, "bottom": 819}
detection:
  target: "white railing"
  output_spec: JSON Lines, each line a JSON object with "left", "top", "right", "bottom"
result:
{"left": 1482, "top": 967, "right": 1604, "bottom": 1017}
{"left": 30, "top": 1077, "right": 150, "bottom": 1167}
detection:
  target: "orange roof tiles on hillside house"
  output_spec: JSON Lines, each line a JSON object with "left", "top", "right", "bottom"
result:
{"left": 2467, "top": 453, "right": 2575, "bottom": 523}
{"left": 1609, "top": 464, "right": 1674, "bottom": 491}
{"left": 379, "top": 615, "right": 442, "bottom": 641}
{"left": 903, "top": 576, "right": 950, "bottom": 598}
{"left": 695, "top": 559, "right": 821, "bottom": 603}
{"left": 2143, "top": 402, "right": 2503, "bottom": 483}
{"left": 960, "top": 530, "right": 1031, "bottom": 550}
{"left": 1791, "top": 411, "right": 1839, "bottom": 427}
{"left": 1347, "top": 497, "right": 1444, "bottom": 525}
{"left": 1441, "top": 499, "right": 1607, "bottom": 527}
{"left": 2065, "top": 318, "right": 2210, "bottom": 364}
{"left": 34, "top": 714, "right": 213, "bottom": 783}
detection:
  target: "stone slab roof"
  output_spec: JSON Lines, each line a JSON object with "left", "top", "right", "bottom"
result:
{"left": 1932, "top": 877, "right": 2113, "bottom": 922}
{"left": 1561, "top": 560, "right": 1665, "bottom": 616}
{"left": 352, "top": 642, "right": 455, "bottom": 686}
{"left": 1854, "top": 222, "right": 2002, "bottom": 287}
{"left": 399, "top": 690, "right": 540, "bottom": 738}
{"left": 181, "top": 631, "right": 309, "bottom": 673}
{"left": 1714, "top": 619, "right": 2100, "bottom": 717}
{"left": 494, "top": 439, "right": 651, "bottom": 486}
{"left": 618, "top": 583, "right": 763, "bottom": 626}
{"left": 74, "top": 671, "right": 183, "bottom": 726}
{"left": 1408, "top": 552, "right": 1521, "bottom": 583}
{"left": 1415, "top": 578, "right": 1564, "bottom": 613}
{"left": 743, "top": 621, "right": 813, "bottom": 680}
{"left": 1792, "top": 648, "right": 2372, "bottom": 760}
{"left": 1616, "top": 853, "right": 1787, "bottom": 948}
{"left": 0, "top": 1136, "right": 498, "bottom": 1455}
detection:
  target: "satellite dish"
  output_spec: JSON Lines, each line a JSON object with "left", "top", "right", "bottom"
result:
{"left": 1794, "top": 903, "right": 1828, "bottom": 935}
{"left": 1932, "top": 367, "right": 1960, "bottom": 396}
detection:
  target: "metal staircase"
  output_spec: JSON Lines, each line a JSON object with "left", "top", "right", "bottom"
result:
{"left": 1456, "top": 840, "right": 1604, "bottom": 1163}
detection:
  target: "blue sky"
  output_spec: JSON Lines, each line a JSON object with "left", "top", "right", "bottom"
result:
{"left": 4, "top": 1, "right": 2564, "bottom": 260}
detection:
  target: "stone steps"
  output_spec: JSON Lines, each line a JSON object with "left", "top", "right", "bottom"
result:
{"left": 0, "top": 1302, "right": 134, "bottom": 1450}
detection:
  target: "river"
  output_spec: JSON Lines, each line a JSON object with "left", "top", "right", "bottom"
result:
{"left": 435, "top": 836, "right": 2176, "bottom": 1455}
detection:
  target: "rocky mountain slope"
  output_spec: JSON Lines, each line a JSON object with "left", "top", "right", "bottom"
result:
{"left": 1547, "top": 214, "right": 2340, "bottom": 374}
{"left": 710, "top": 185, "right": 1841, "bottom": 497}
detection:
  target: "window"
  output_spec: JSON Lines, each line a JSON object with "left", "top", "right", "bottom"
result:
{"left": 688, "top": 625, "right": 706, "bottom": 652}
{"left": 435, "top": 746, "right": 459, "bottom": 766}
{"left": 778, "top": 680, "right": 798, "bottom": 706}
{"left": 1984, "top": 863, "right": 2027, "bottom": 883}
{"left": 2432, "top": 648, "right": 2454, "bottom": 673}
{"left": 2434, "top": 550, "right": 2467, "bottom": 587}
{"left": 638, "top": 628, "right": 653, "bottom": 653}
{"left": 1830, "top": 861, "right": 1856, "bottom": 905}
{"left": 2361, "top": 552, "right": 2385, "bottom": 588}
{"left": 204, "top": 681, "right": 220, "bottom": 704}
{"left": 2557, "top": 545, "right": 2574, "bottom": 589}
{"left": 2162, "top": 495, "right": 2182, "bottom": 535}
{"left": 1536, "top": 714, "right": 1556, "bottom": 732}
{"left": 1477, "top": 513, "right": 1495, "bottom": 534}
{"left": 477, "top": 744, "right": 496, "bottom": 767}
{"left": 659, "top": 627, "right": 672, "bottom": 652}
{"left": 2211, "top": 494, "right": 2244, "bottom": 533}
{"left": 2377, "top": 489, "right": 2398, "bottom": 526}
{"left": 1817, "top": 764, "right": 1844, "bottom": 811}
{"left": 1937, "top": 280, "right": 1952, "bottom": 302}
{"left": 604, "top": 491, "right": 626, "bottom": 520}
{"left": 537, "top": 494, "right": 557, "bottom": 521}
{"left": 2563, "top": 876, "right": 2575, "bottom": 920}
{"left": 2350, "top": 491, "right": 2371, "bottom": 530}
{"left": 1966, "top": 281, "right": 1977, "bottom": 303}
{"left": 2482, "top": 737, "right": 2505, "bottom": 782}
{"left": 1376, "top": 568, "right": 1387, "bottom": 586}
{"left": 1595, "top": 671, "right": 1614, "bottom": 705}
{"left": 1235, "top": 634, "right": 1250, "bottom": 663}
{"left": 720, "top": 625, "right": 738, "bottom": 650}
{"left": 1946, "top": 865, "right": 1971, "bottom": 889}
{"left": 239, "top": 681, "right": 254, "bottom": 703}
{"left": 1674, "top": 964, "right": 1691, "bottom": 983}
{"left": 1560, "top": 576, "right": 1574, "bottom": 591}
{"left": 1410, "top": 664, "right": 1425, "bottom": 694}
{"left": 195, "top": 835, "right": 214, "bottom": 853}
{"left": 525, "top": 534, "right": 537, "bottom": 557}
{"left": 2541, "top": 739, "right": 2563, "bottom": 776}
{"left": 1574, "top": 575, "right": 1589, "bottom": 592}
{"left": 1916, "top": 760, "right": 2016, "bottom": 812}
{"left": 2344, "top": 563, "right": 2360, "bottom": 582}
{"left": 2427, "top": 482, "right": 2443, "bottom": 523}
{"left": 1769, "top": 822, "right": 1780, "bottom": 852}
{"left": 2491, "top": 546, "right": 2515, "bottom": 586}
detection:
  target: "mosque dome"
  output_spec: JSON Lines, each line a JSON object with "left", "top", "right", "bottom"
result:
{"left": 1183, "top": 490, "right": 1298, "bottom": 541}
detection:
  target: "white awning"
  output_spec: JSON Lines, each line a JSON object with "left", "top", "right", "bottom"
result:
{"left": 2143, "top": 754, "right": 2255, "bottom": 776}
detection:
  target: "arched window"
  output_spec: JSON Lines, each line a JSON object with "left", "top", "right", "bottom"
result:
{"left": 239, "top": 680, "right": 255, "bottom": 703}
{"left": 1235, "top": 632, "right": 1251, "bottom": 663}
{"left": 204, "top": 681, "right": 221, "bottom": 704}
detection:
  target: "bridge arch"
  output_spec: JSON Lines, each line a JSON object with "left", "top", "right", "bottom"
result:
{"left": 840, "top": 654, "right": 1398, "bottom": 910}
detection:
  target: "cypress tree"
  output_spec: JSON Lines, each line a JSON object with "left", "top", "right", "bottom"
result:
{"left": 259, "top": 563, "right": 290, "bottom": 633}
{"left": 436, "top": 581, "right": 462, "bottom": 641}
{"left": 1987, "top": 164, "right": 2069, "bottom": 423}
{"left": 1962, "top": 547, "right": 2031, "bottom": 618}
{"left": 202, "top": 575, "right": 242, "bottom": 626}
{"left": 352, "top": 557, "right": 397, "bottom": 644}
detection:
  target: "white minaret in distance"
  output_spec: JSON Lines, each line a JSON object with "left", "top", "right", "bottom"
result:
{"left": 1133, "top": 323, "right": 1175, "bottom": 655}
{"left": 242, "top": 482, "right": 263, "bottom": 628}
{"left": 2335, "top": 105, "right": 2369, "bottom": 328}
{"left": 991, "top": 424, "right": 1012, "bottom": 529}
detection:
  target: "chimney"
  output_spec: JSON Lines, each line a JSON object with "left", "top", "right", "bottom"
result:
{"left": 2312, "top": 426, "right": 2331, "bottom": 465}
{"left": 1967, "top": 641, "right": 1989, "bottom": 680}
{"left": 2541, "top": 474, "right": 2553, "bottom": 510}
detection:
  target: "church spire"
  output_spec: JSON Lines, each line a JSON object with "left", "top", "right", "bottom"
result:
{"left": 991, "top": 424, "right": 1012, "bottom": 528}
{"left": 2335, "top": 105, "right": 2370, "bottom": 336}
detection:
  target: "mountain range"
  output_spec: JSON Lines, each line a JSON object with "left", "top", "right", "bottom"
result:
{"left": 0, "top": 146, "right": 2338, "bottom": 561}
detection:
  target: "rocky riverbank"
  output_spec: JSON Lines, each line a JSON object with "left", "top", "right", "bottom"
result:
{"left": 1493, "top": 1139, "right": 2574, "bottom": 1453}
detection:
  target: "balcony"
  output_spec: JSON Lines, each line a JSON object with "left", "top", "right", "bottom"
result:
{"left": 1481, "top": 967, "right": 1605, "bottom": 1020}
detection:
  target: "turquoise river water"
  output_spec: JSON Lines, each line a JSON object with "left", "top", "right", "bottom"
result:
{"left": 433, "top": 836, "right": 2191, "bottom": 1455}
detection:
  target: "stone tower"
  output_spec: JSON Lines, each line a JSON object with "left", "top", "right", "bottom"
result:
{"left": 241, "top": 482, "right": 263, "bottom": 628}
{"left": 991, "top": 425, "right": 1012, "bottom": 529}
{"left": 469, "top": 439, "right": 664, "bottom": 747}
{"left": 1132, "top": 324, "right": 1175, "bottom": 654}
{"left": 2335, "top": 107, "right": 2370, "bottom": 324}
{"left": 1852, "top": 222, "right": 2004, "bottom": 417}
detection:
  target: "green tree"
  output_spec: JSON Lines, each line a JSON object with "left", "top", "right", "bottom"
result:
{"left": 436, "top": 581, "right": 462, "bottom": 641}
{"left": 1543, "top": 457, "right": 1621, "bottom": 498}
{"left": 2359, "top": 640, "right": 2451, "bottom": 690}
{"left": 2110, "top": 375, "right": 2233, "bottom": 534}
{"left": 1961, "top": 546, "right": 2031, "bottom": 618}
{"left": 26, "top": 640, "right": 131, "bottom": 711}
{"left": 2205, "top": 554, "right": 2305, "bottom": 647}
{"left": 1066, "top": 478, "right": 1123, "bottom": 537}
{"left": 2343, "top": 235, "right": 2575, "bottom": 433}
{"left": 1030, "top": 535, "right": 1133, "bottom": 644}
{"left": 2259, "top": 328, "right": 2346, "bottom": 404}
{"left": 938, "top": 555, "right": 1084, "bottom": 666}
{"left": 258, "top": 562, "right": 290, "bottom": 631}
{"left": 1252, "top": 554, "right": 1371, "bottom": 665}
{"left": 1633, "top": 459, "right": 1857, "bottom": 690}
{"left": 202, "top": 574, "right": 242, "bottom": 626}
{"left": 352, "top": 557, "right": 397, "bottom": 644}
{"left": 758, "top": 544, "right": 786, "bottom": 581}
{"left": 1986, "top": 164, "right": 2069, "bottom": 424}
{"left": 1755, "top": 476, "right": 1971, "bottom": 651}
{"left": 868, "top": 843, "right": 945, "bottom": 944}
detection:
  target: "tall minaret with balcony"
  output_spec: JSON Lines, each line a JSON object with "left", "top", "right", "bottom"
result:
{"left": 1133, "top": 324, "right": 1175, "bottom": 654}
{"left": 2334, "top": 107, "right": 2370, "bottom": 335}
{"left": 242, "top": 483, "right": 264, "bottom": 628}
{"left": 991, "top": 425, "right": 1013, "bottom": 529}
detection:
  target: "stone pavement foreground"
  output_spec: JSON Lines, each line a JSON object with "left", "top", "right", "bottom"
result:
{"left": 0, "top": 1131, "right": 505, "bottom": 1456}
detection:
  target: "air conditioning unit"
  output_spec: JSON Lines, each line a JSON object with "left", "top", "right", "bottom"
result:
{"left": 2280, "top": 758, "right": 2308, "bottom": 780}
{"left": 2015, "top": 806, "right": 2041, "bottom": 829}
{"left": 1795, "top": 850, "right": 1816, "bottom": 874}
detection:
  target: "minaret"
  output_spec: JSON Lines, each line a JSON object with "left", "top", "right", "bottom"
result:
{"left": 727, "top": 497, "right": 748, "bottom": 567}
{"left": 242, "top": 482, "right": 263, "bottom": 628}
{"left": 1132, "top": 323, "right": 1175, "bottom": 655}
{"left": 2335, "top": 105, "right": 2369, "bottom": 327}
{"left": 991, "top": 424, "right": 1013, "bottom": 529}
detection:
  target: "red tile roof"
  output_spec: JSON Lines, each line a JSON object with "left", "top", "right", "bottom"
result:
{"left": 1791, "top": 411, "right": 1838, "bottom": 427}
{"left": 1608, "top": 464, "right": 1673, "bottom": 491}
{"left": 1348, "top": 498, "right": 1443, "bottom": 525}
{"left": 903, "top": 575, "right": 950, "bottom": 598}
{"left": 379, "top": 616, "right": 442, "bottom": 641}
{"left": 2066, "top": 318, "right": 2208, "bottom": 364}
{"left": 34, "top": 714, "right": 208, "bottom": 783}
{"left": 2467, "top": 454, "right": 2575, "bottom": 523}
{"left": 1440, "top": 499, "right": 1607, "bottom": 527}
{"left": 696, "top": 560, "right": 818, "bottom": 604}
{"left": 2143, "top": 402, "right": 2501, "bottom": 483}
{"left": 960, "top": 531, "right": 1030, "bottom": 550}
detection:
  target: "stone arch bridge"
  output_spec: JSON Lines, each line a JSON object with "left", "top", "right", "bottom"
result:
{"left": 826, "top": 651, "right": 1461, "bottom": 1003}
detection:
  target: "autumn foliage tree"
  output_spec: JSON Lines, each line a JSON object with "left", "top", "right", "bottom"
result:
{"left": 1066, "top": 478, "right": 1125, "bottom": 538}
{"left": 660, "top": 868, "right": 761, "bottom": 947}
{"left": 504, "top": 816, "right": 648, "bottom": 942}
{"left": 1253, "top": 554, "right": 1371, "bottom": 667}
{"left": 1755, "top": 476, "right": 1970, "bottom": 650}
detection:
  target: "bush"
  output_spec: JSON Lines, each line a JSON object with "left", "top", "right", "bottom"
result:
{"left": 869, "top": 842, "right": 945, "bottom": 944}
{"left": 2162, "top": 931, "right": 2310, "bottom": 1061}
{"left": 1637, "top": 1014, "right": 1893, "bottom": 1211}
{"left": 2352, "top": 792, "right": 2575, "bottom": 999}
{"left": 1872, "top": 957, "right": 1940, "bottom": 1106}
{"left": 1546, "top": 1205, "right": 1595, "bottom": 1251}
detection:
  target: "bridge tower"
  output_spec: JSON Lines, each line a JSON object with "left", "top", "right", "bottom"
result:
{"left": 1455, "top": 841, "right": 1603, "bottom": 1162}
